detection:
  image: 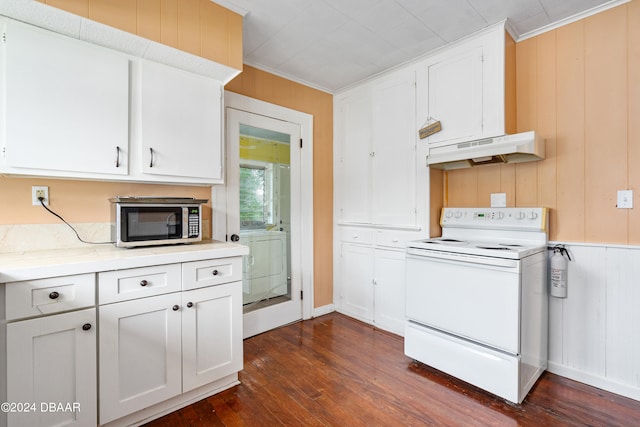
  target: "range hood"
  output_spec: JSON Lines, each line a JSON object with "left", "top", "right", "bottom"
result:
{"left": 427, "top": 131, "right": 544, "bottom": 170}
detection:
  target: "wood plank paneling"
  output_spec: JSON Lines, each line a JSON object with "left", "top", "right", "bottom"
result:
{"left": 40, "top": 0, "right": 89, "bottom": 16}
{"left": 177, "top": 0, "right": 201, "bottom": 56}
{"left": 429, "top": 169, "right": 443, "bottom": 236}
{"left": 41, "top": 0, "right": 242, "bottom": 71}
{"left": 201, "top": 1, "right": 227, "bottom": 63}
{"left": 535, "top": 31, "right": 558, "bottom": 240}
{"left": 516, "top": 38, "right": 537, "bottom": 133}
{"left": 555, "top": 21, "right": 586, "bottom": 241}
{"left": 160, "top": 0, "right": 179, "bottom": 48}
{"left": 500, "top": 164, "right": 516, "bottom": 206}
{"left": 561, "top": 246, "right": 607, "bottom": 376}
{"left": 628, "top": 1, "right": 640, "bottom": 244}
{"left": 89, "top": 0, "right": 137, "bottom": 34}
{"left": 514, "top": 37, "right": 538, "bottom": 207}
{"left": 584, "top": 7, "right": 628, "bottom": 243}
{"left": 476, "top": 166, "right": 501, "bottom": 206}
{"left": 605, "top": 248, "right": 640, "bottom": 386}
{"left": 505, "top": 32, "right": 517, "bottom": 135}
{"left": 445, "top": 168, "right": 478, "bottom": 207}
{"left": 137, "top": 0, "right": 161, "bottom": 42}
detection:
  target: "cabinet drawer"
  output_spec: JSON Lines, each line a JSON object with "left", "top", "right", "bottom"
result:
{"left": 182, "top": 257, "right": 242, "bottom": 291}
{"left": 375, "top": 230, "right": 415, "bottom": 249}
{"left": 339, "top": 227, "right": 374, "bottom": 245}
{"left": 5, "top": 274, "right": 95, "bottom": 321}
{"left": 99, "top": 264, "right": 181, "bottom": 304}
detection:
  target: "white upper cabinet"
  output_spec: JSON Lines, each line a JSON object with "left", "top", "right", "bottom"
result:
{"left": 2, "top": 19, "right": 129, "bottom": 176}
{"left": 0, "top": 17, "right": 225, "bottom": 185}
{"left": 371, "top": 71, "right": 417, "bottom": 226}
{"left": 335, "top": 68, "right": 417, "bottom": 227}
{"left": 139, "top": 60, "right": 223, "bottom": 183}
{"left": 335, "top": 87, "right": 373, "bottom": 224}
{"left": 417, "top": 22, "right": 506, "bottom": 147}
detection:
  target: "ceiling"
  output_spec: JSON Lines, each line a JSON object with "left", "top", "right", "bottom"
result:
{"left": 218, "top": 0, "right": 623, "bottom": 93}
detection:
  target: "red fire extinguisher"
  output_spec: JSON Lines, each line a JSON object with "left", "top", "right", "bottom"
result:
{"left": 550, "top": 245, "right": 571, "bottom": 298}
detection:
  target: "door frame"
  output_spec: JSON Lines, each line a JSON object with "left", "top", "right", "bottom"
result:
{"left": 213, "top": 91, "right": 314, "bottom": 323}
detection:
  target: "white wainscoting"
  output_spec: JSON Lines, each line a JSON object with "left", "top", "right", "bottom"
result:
{"left": 547, "top": 242, "right": 640, "bottom": 401}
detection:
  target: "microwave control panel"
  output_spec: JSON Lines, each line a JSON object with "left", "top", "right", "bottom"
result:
{"left": 188, "top": 207, "right": 200, "bottom": 237}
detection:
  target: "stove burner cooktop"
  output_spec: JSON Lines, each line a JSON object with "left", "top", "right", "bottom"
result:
{"left": 408, "top": 238, "right": 544, "bottom": 259}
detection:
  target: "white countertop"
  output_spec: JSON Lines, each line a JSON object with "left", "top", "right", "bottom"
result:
{"left": 0, "top": 240, "right": 249, "bottom": 283}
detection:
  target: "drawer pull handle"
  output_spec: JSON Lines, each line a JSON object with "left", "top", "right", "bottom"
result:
{"left": 187, "top": 302, "right": 194, "bottom": 308}
{"left": 140, "top": 280, "right": 148, "bottom": 287}
{"left": 49, "top": 291, "right": 60, "bottom": 300}
{"left": 172, "top": 305, "right": 180, "bottom": 311}
{"left": 212, "top": 269, "right": 220, "bottom": 276}
{"left": 82, "top": 323, "right": 92, "bottom": 331}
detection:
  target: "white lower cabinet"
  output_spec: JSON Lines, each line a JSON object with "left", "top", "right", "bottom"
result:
{"left": 182, "top": 283, "right": 242, "bottom": 392}
{"left": 6, "top": 308, "right": 97, "bottom": 427}
{"left": 98, "top": 257, "right": 243, "bottom": 425}
{"left": 1, "top": 248, "right": 246, "bottom": 427}
{"left": 373, "top": 249, "right": 407, "bottom": 335}
{"left": 98, "top": 294, "right": 182, "bottom": 424}
{"left": 338, "top": 238, "right": 408, "bottom": 336}
{"left": 340, "top": 243, "right": 375, "bottom": 322}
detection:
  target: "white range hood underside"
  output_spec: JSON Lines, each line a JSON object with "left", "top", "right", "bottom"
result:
{"left": 427, "top": 131, "right": 545, "bottom": 170}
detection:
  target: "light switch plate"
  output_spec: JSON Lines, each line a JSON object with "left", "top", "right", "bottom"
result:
{"left": 491, "top": 193, "right": 507, "bottom": 208}
{"left": 617, "top": 190, "right": 633, "bottom": 209}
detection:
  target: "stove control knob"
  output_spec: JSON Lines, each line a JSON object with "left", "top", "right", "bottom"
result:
{"left": 445, "top": 210, "right": 454, "bottom": 219}
{"left": 496, "top": 212, "right": 505, "bottom": 219}
{"left": 454, "top": 211, "right": 463, "bottom": 219}
{"left": 516, "top": 211, "right": 526, "bottom": 220}
{"left": 528, "top": 212, "right": 538, "bottom": 220}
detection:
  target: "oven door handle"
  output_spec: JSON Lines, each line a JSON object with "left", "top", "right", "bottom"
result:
{"left": 406, "top": 248, "right": 519, "bottom": 269}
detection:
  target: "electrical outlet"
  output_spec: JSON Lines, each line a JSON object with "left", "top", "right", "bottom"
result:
{"left": 617, "top": 190, "right": 633, "bottom": 209}
{"left": 490, "top": 193, "right": 507, "bottom": 208}
{"left": 32, "top": 186, "right": 49, "bottom": 206}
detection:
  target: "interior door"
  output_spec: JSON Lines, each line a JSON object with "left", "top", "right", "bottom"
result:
{"left": 226, "top": 108, "right": 302, "bottom": 338}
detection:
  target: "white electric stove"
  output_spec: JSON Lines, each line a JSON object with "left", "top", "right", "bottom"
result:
{"left": 404, "top": 207, "right": 549, "bottom": 403}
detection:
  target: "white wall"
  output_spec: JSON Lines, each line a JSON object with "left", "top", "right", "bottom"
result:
{"left": 547, "top": 243, "right": 640, "bottom": 401}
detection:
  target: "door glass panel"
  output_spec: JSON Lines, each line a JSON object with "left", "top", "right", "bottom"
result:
{"left": 238, "top": 124, "right": 291, "bottom": 313}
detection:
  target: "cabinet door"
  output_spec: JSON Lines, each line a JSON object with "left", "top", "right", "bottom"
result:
{"left": 425, "top": 46, "right": 483, "bottom": 145}
{"left": 3, "top": 20, "right": 129, "bottom": 176}
{"left": 339, "top": 243, "right": 374, "bottom": 322}
{"left": 374, "top": 249, "right": 406, "bottom": 336}
{"left": 335, "top": 91, "right": 372, "bottom": 223}
{"left": 371, "top": 73, "right": 417, "bottom": 226}
{"left": 6, "top": 308, "right": 97, "bottom": 427}
{"left": 140, "top": 60, "right": 223, "bottom": 182}
{"left": 182, "top": 283, "right": 243, "bottom": 392}
{"left": 99, "top": 294, "right": 182, "bottom": 424}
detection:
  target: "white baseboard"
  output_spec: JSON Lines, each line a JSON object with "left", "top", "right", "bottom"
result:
{"left": 312, "top": 304, "right": 335, "bottom": 318}
{"left": 547, "top": 361, "right": 640, "bottom": 402}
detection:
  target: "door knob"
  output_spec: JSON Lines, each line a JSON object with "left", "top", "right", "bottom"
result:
{"left": 230, "top": 234, "right": 240, "bottom": 242}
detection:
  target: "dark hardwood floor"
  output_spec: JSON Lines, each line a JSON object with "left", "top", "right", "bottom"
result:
{"left": 145, "top": 312, "right": 640, "bottom": 426}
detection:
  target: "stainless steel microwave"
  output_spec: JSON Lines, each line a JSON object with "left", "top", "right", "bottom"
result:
{"left": 110, "top": 197, "right": 208, "bottom": 248}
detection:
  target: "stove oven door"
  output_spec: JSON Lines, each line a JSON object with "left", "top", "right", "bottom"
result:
{"left": 405, "top": 248, "right": 521, "bottom": 354}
